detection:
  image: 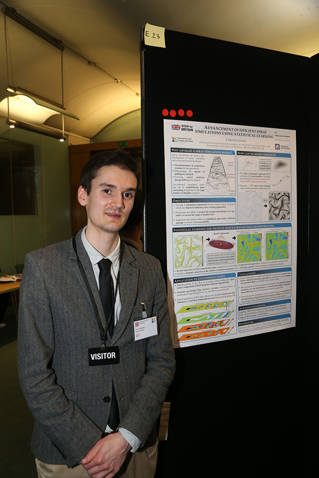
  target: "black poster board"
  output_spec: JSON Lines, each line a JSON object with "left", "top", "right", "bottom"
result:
{"left": 141, "top": 28, "right": 310, "bottom": 476}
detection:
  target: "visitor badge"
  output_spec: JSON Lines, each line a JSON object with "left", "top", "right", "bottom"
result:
{"left": 88, "top": 346, "right": 120, "bottom": 366}
{"left": 134, "top": 316, "right": 158, "bottom": 341}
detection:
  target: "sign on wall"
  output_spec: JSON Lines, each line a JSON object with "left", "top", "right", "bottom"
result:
{"left": 164, "top": 120, "right": 297, "bottom": 348}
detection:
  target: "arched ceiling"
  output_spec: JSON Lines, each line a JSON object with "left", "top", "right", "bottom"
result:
{"left": 1, "top": 0, "right": 319, "bottom": 140}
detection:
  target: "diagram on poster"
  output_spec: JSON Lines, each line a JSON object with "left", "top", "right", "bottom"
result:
{"left": 164, "top": 120, "right": 297, "bottom": 348}
{"left": 174, "top": 234, "right": 203, "bottom": 269}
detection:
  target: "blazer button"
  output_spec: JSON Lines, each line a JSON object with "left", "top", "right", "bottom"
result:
{"left": 103, "top": 396, "right": 111, "bottom": 403}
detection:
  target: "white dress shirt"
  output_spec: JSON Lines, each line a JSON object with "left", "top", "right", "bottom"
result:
{"left": 81, "top": 228, "right": 121, "bottom": 325}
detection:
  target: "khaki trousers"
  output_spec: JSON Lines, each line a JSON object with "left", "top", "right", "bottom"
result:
{"left": 35, "top": 440, "right": 158, "bottom": 478}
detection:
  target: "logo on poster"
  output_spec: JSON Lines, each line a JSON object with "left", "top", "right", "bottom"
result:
{"left": 181, "top": 125, "right": 193, "bottom": 132}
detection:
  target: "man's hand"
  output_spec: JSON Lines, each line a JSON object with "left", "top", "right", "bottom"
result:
{"left": 81, "top": 432, "right": 131, "bottom": 478}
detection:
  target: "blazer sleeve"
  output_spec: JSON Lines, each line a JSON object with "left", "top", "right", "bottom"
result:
{"left": 119, "top": 257, "right": 176, "bottom": 445}
{"left": 17, "top": 253, "right": 102, "bottom": 467}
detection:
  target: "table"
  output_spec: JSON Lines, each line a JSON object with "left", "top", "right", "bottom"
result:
{"left": 0, "top": 281, "right": 21, "bottom": 295}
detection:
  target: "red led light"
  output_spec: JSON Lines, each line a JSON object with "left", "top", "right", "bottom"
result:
{"left": 178, "top": 109, "right": 185, "bottom": 117}
{"left": 162, "top": 108, "right": 169, "bottom": 117}
{"left": 170, "top": 109, "right": 177, "bottom": 117}
{"left": 186, "top": 109, "right": 193, "bottom": 118}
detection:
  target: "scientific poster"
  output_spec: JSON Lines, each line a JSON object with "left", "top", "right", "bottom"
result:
{"left": 164, "top": 120, "right": 297, "bottom": 348}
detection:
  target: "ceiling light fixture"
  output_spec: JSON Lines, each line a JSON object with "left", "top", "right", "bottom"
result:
{"left": 0, "top": 94, "right": 58, "bottom": 124}
{"left": 8, "top": 119, "right": 67, "bottom": 141}
{"left": 2, "top": 5, "right": 79, "bottom": 141}
{"left": 4, "top": 87, "right": 79, "bottom": 121}
{"left": 7, "top": 86, "right": 63, "bottom": 111}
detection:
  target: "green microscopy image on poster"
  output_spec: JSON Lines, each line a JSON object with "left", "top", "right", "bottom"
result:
{"left": 266, "top": 232, "right": 288, "bottom": 260}
{"left": 174, "top": 234, "right": 203, "bottom": 269}
{"left": 237, "top": 233, "right": 262, "bottom": 263}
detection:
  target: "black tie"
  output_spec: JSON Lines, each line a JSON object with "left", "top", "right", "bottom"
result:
{"left": 98, "top": 258, "right": 114, "bottom": 337}
{"left": 98, "top": 258, "right": 119, "bottom": 430}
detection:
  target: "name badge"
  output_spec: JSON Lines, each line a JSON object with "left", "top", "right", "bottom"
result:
{"left": 134, "top": 316, "right": 158, "bottom": 341}
{"left": 88, "top": 346, "right": 120, "bottom": 366}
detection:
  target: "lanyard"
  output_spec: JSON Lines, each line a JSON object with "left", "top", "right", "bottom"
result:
{"left": 72, "top": 236, "right": 122, "bottom": 346}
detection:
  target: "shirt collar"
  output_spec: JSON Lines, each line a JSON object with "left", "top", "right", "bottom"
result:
{"left": 81, "top": 227, "right": 121, "bottom": 266}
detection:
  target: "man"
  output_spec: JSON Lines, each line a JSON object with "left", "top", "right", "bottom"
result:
{"left": 18, "top": 150, "right": 175, "bottom": 478}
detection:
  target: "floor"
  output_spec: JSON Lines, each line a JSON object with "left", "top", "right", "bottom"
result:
{"left": 0, "top": 306, "right": 37, "bottom": 477}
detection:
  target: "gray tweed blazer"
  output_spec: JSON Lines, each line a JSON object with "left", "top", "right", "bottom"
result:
{"left": 18, "top": 231, "right": 175, "bottom": 467}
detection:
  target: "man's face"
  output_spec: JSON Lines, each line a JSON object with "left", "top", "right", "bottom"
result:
{"left": 78, "top": 165, "right": 137, "bottom": 236}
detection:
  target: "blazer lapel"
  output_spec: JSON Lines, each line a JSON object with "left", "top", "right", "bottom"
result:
{"left": 113, "top": 244, "right": 139, "bottom": 342}
{"left": 70, "top": 231, "right": 107, "bottom": 328}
